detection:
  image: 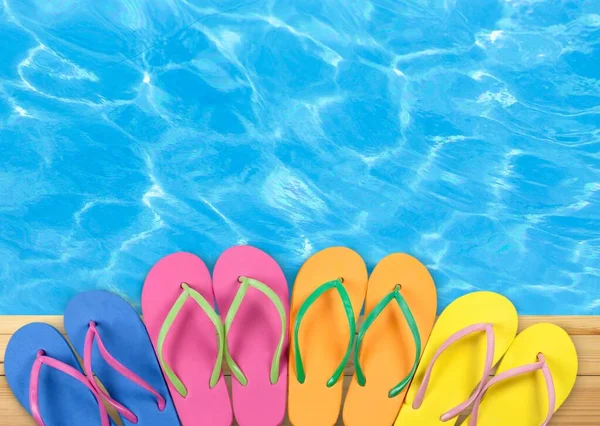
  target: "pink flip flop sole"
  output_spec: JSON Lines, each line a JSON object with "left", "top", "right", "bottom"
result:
{"left": 142, "top": 252, "right": 232, "bottom": 426}
{"left": 213, "top": 246, "right": 289, "bottom": 426}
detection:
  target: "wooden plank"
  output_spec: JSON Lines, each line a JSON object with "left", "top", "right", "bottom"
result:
{"left": 0, "top": 316, "right": 64, "bottom": 335}
{"left": 0, "top": 375, "right": 598, "bottom": 425}
{"left": 545, "top": 376, "right": 600, "bottom": 425}
{"left": 517, "top": 316, "right": 600, "bottom": 336}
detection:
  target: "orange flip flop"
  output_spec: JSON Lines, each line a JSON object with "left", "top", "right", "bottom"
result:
{"left": 343, "top": 253, "right": 437, "bottom": 426}
{"left": 288, "top": 247, "right": 368, "bottom": 426}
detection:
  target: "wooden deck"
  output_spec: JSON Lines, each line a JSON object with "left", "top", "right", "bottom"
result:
{"left": 1, "top": 316, "right": 599, "bottom": 425}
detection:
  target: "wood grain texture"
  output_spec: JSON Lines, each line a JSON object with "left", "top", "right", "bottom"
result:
{"left": 0, "top": 315, "right": 599, "bottom": 425}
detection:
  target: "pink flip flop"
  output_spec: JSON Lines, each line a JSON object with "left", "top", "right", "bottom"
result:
{"left": 213, "top": 246, "right": 289, "bottom": 426}
{"left": 142, "top": 252, "right": 232, "bottom": 426}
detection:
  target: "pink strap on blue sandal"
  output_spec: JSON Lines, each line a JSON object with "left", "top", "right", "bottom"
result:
{"left": 83, "top": 320, "right": 167, "bottom": 423}
{"left": 65, "top": 291, "right": 180, "bottom": 426}
{"left": 5, "top": 323, "right": 115, "bottom": 426}
{"left": 30, "top": 350, "right": 111, "bottom": 426}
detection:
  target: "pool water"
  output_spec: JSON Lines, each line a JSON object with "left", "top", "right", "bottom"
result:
{"left": 0, "top": 1, "right": 599, "bottom": 314}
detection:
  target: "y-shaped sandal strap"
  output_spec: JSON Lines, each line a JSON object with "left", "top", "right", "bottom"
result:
{"left": 224, "top": 276, "right": 287, "bottom": 386}
{"left": 293, "top": 278, "right": 356, "bottom": 386}
{"left": 412, "top": 323, "right": 496, "bottom": 422}
{"left": 30, "top": 350, "right": 111, "bottom": 426}
{"left": 469, "top": 353, "right": 556, "bottom": 426}
{"left": 354, "top": 284, "right": 421, "bottom": 398}
{"left": 158, "top": 283, "right": 225, "bottom": 397}
{"left": 84, "top": 321, "right": 166, "bottom": 423}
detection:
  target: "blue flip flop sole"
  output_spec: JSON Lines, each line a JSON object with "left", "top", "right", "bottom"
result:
{"left": 64, "top": 290, "right": 180, "bottom": 426}
{"left": 5, "top": 322, "right": 113, "bottom": 426}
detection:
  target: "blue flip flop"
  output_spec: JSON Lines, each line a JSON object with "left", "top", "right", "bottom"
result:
{"left": 64, "top": 290, "right": 180, "bottom": 426}
{"left": 5, "top": 322, "right": 115, "bottom": 426}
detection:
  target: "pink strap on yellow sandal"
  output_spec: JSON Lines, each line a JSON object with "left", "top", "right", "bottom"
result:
{"left": 83, "top": 321, "right": 166, "bottom": 423}
{"left": 460, "top": 323, "right": 577, "bottom": 426}
{"left": 469, "top": 353, "right": 556, "bottom": 426}
{"left": 412, "top": 323, "right": 495, "bottom": 421}
{"left": 30, "top": 350, "right": 110, "bottom": 426}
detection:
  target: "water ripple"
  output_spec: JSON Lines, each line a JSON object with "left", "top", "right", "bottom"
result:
{"left": 0, "top": 0, "right": 599, "bottom": 314}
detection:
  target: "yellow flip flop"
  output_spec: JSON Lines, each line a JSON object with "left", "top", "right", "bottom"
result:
{"left": 343, "top": 253, "right": 437, "bottom": 426}
{"left": 395, "top": 291, "right": 518, "bottom": 425}
{"left": 464, "top": 323, "right": 578, "bottom": 426}
{"left": 287, "top": 247, "right": 368, "bottom": 426}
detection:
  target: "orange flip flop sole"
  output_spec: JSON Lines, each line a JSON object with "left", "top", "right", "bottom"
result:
{"left": 288, "top": 247, "right": 368, "bottom": 426}
{"left": 343, "top": 253, "right": 437, "bottom": 426}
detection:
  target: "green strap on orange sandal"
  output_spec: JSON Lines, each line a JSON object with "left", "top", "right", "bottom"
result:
{"left": 223, "top": 276, "right": 287, "bottom": 386}
{"left": 354, "top": 284, "right": 422, "bottom": 398}
{"left": 288, "top": 247, "right": 368, "bottom": 426}
{"left": 157, "top": 283, "right": 224, "bottom": 397}
{"left": 293, "top": 278, "right": 356, "bottom": 387}
{"left": 343, "top": 253, "right": 437, "bottom": 426}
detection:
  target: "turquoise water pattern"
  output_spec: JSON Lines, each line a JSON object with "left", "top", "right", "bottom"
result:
{"left": 0, "top": 1, "right": 599, "bottom": 314}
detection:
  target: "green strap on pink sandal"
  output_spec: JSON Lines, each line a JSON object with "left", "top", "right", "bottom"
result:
{"left": 157, "top": 283, "right": 225, "bottom": 397}
{"left": 224, "top": 276, "right": 287, "bottom": 386}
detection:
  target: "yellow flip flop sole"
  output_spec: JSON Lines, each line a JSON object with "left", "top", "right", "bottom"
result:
{"left": 395, "top": 291, "right": 518, "bottom": 425}
{"left": 464, "top": 323, "right": 578, "bottom": 425}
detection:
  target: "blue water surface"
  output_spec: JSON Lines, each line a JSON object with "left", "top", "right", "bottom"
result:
{"left": 0, "top": 1, "right": 599, "bottom": 314}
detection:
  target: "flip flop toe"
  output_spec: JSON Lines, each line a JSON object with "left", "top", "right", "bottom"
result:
{"left": 395, "top": 291, "right": 518, "bottom": 425}
{"left": 464, "top": 323, "right": 578, "bottom": 426}
{"left": 287, "top": 247, "right": 368, "bottom": 426}
{"left": 213, "top": 245, "right": 289, "bottom": 426}
{"left": 5, "top": 322, "right": 114, "bottom": 426}
{"left": 142, "top": 252, "right": 232, "bottom": 426}
{"left": 64, "top": 291, "right": 180, "bottom": 426}
{"left": 343, "top": 253, "right": 437, "bottom": 426}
